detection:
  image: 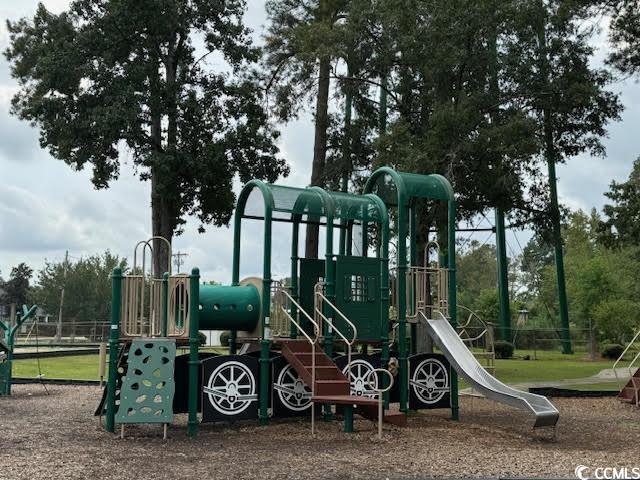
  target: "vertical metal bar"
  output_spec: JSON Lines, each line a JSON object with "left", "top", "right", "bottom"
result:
{"left": 259, "top": 208, "right": 273, "bottom": 426}
{"left": 187, "top": 270, "right": 200, "bottom": 437}
{"left": 448, "top": 201, "right": 459, "bottom": 421}
{"left": 397, "top": 204, "right": 409, "bottom": 413}
{"left": 105, "top": 267, "right": 122, "bottom": 433}
{"left": 495, "top": 208, "right": 511, "bottom": 342}
{"left": 409, "top": 205, "right": 418, "bottom": 354}
{"left": 290, "top": 219, "right": 300, "bottom": 339}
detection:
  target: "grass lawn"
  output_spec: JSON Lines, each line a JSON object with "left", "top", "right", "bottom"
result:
{"left": 12, "top": 346, "right": 229, "bottom": 381}
{"left": 560, "top": 382, "right": 622, "bottom": 391}
{"left": 11, "top": 347, "right": 619, "bottom": 387}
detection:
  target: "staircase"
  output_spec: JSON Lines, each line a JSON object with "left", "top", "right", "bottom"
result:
{"left": 279, "top": 339, "right": 406, "bottom": 426}
{"left": 618, "top": 367, "right": 640, "bottom": 406}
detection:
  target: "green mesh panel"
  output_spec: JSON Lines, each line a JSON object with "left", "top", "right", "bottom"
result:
{"left": 116, "top": 339, "right": 176, "bottom": 424}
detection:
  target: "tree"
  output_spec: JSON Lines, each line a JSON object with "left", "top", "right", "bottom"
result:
{"left": 599, "top": 157, "right": 640, "bottom": 247}
{"left": 456, "top": 241, "right": 499, "bottom": 310}
{"left": 0, "top": 263, "right": 34, "bottom": 309}
{"left": 607, "top": 1, "right": 640, "bottom": 75}
{"left": 31, "top": 251, "right": 126, "bottom": 323}
{"left": 264, "top": 0, "right": 348, "bottom": 258}
{"left": 5, "top": 1, "right": 288, "bottom": 276}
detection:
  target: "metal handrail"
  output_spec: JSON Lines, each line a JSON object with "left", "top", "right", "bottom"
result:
{"left": 277, "top": 288, "right": 321, "bottom": 339}
{"left": 614, "top": 327, "right": 640, "bottom": 389}
{"left": 366, "top": 368, "right": 395, "bottom": 439}
{"left": 314, "top": 284, "right": 358, "bottom": 382}
{"left": 276, "top": 287, "right": 322, "bottom": 436}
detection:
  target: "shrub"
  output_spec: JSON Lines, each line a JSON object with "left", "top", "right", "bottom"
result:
{"left": 494, "top": 341, "right": 514, "bottom": 359}
{"left": 219, "top": 331, "right": 231, "bottom": 347}
{"left": 601, "top": 343, "right": 624, "bottom": 360}
{"left": 198, "top": 331, "right": 207, "bottom": 346}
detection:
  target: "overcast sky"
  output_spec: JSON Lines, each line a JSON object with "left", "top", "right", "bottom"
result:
{"left": 1, "top": 1, "right": 639, "bottom": 284}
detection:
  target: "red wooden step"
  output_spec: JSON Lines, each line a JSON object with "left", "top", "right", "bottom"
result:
{"left": 315, "top": 379, "right": 350, "bottom": 396}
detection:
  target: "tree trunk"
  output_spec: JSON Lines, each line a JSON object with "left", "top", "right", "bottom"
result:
{"left": 305, "top": 56, "right": 331, "bottom": 259}
{"left": 148, "top": 48, "right": 176, "bottom": 278}
{"left": 151, "top": 171, "right": 174, "bottom": 278}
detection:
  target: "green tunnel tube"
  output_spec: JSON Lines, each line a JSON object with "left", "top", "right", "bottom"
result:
{"left": 198, "top": 284, "right": 261, "bottom": 332}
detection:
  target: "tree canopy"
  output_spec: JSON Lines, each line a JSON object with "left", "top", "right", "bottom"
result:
{"left": 5, "top": 0, "right": 289, "bottom": 274}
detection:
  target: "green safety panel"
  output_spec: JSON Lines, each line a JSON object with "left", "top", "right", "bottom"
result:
{"left": 116, "top": 339, "right": 176, "bottom": 424}
{"left": 334, "top": 256, "right": 382, "bottom": 341}
{"left": 298, "top": 259, "right": 331, "bottom": 334}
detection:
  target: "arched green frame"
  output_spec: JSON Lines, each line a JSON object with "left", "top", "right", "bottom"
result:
{"left": 364, "top": 166, "right": 458, "bottom": 419}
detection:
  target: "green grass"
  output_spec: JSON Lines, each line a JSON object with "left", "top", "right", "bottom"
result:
{"left": 13, "top": 354, "right": 104, "bottom": 380}
{"left": 560, "top": 382, "right": 621, "bottom": 391}
{"left": 12, "top": 347, "right": 617, "bottom": 386}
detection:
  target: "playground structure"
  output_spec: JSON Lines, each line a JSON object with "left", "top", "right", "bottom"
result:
{"left": 0, "top": 305, "right": 38, "bottom": 395}
{"left": 100, "top": 166, "right": 560, "bottom": 438}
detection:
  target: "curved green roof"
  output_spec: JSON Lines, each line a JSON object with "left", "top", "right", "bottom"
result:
{"left": 237, "top": 181, "right": 387, "bottom": 224}
{"left": 364, "top": 167, "right": 455, "bottom": 206}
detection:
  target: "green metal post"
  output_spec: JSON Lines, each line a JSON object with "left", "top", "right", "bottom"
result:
{"left": 409, "top": 205, "right": 418, "bottom": 355}
{"left": 495, "top": 208, "right": 511, "bottom": 342}
{"left": 343, "top": 404, "right": 354, "bottom": 432}
{"left": 339, "top": 68, "right": 352, "bottom": 256}
{"left": 187, "top": 268, "right": 201, "bottom": 437}
{"left": 5, "top": 329, "right": 15, "bottom": 395}
{"left": 367, "top": 194, "right": 391, "bottom": 409}
{"left": 162, "top": 272, "right": 169, "bottom": 337}
{"left": 447, "top": 202, "right": 459, "bottom": 421}
{"left": 290, "top": 219, "right": 300, "bottom": 339}
{"left": 259, "top": 206, "right": 273, "bottom": 426}
{"left": 548, "top": 159, "right": 573, "bottom": 354}
{"left": 105, "top": 267, "right": 122, "bottom": 433}
{"left": 397, "top": 204, "right": 409, "bottom": 413}
{"left": 1, "top": 305, "right": 38, "bottom": 396}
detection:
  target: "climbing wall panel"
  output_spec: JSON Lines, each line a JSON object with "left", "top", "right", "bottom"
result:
{"left": 116, "top": 339, "right": 176, "bottom": 424}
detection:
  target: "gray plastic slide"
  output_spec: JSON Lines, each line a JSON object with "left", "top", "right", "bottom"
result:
{"left": 422, "top": 314, "right": 559, "bottom": 428}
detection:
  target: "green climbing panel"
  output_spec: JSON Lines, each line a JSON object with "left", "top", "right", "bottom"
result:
{"left": 116, "top": 339, "right": 176, "bottom": 424}
{"left": 0, "top": 360, "right": 10, "bottom": 396}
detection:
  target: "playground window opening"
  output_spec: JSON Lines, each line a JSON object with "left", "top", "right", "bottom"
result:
{"left": 348, "top": 275, "right": 368, "bottom": 302}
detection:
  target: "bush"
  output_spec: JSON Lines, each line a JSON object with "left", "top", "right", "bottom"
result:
{"left": 494, "top": 341, "right": 514, "bottom": 359}
{"left": 601, "top": 343, "right": 624, "bottom": 360}
{"left": 219, "top": 331, "right": 231, "bottom": 347}
{"left": 198, "top": 331, "right": 207, "bottom": 346}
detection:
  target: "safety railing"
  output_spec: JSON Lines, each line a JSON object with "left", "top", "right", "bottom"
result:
{"left": 120, "top": 237, "right": 190, "bottom": 338}
{"left": 270, "top": 280, "right": 293, "bottom": 337}
{"left": 275, "top": 287, "right": 322, "bottom": 435}
{"left": 614, "top": 327, "right": 640, "bottom": 390}
{"left": 314, "top": 283, "right": 358, "bottom": 382}
{"left": 367, "top": 368, "right": 394, "bottom": 439}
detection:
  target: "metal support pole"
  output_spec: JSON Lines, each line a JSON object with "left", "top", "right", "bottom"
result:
{"left": 398, "top": 205, "right": 409, "bottom": 413}
{"left": 259, "top": 206, "right": 273, "bottom": 426}
{"left": 548, "top": 159, "right": 573, "bottom": 354}
{"left": 343, "top": 404, "right": 354, "bottom": 433}
{"left": 448, "top": 202, "right": 459, "bottom": 421}
{"left": 409, "top": 205, "right": 418, "bottom": 355}
{"left": 290, "top": 220, "right": 300, "bottom": 339}
{"left": 495, "top": 208, "right": 511, "bottom": 342}
{"left": 187, "top": 268, "right": 200, "bottom": 437}
{"left": 105, "top": 267, "right": 122, "bottom": 433}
